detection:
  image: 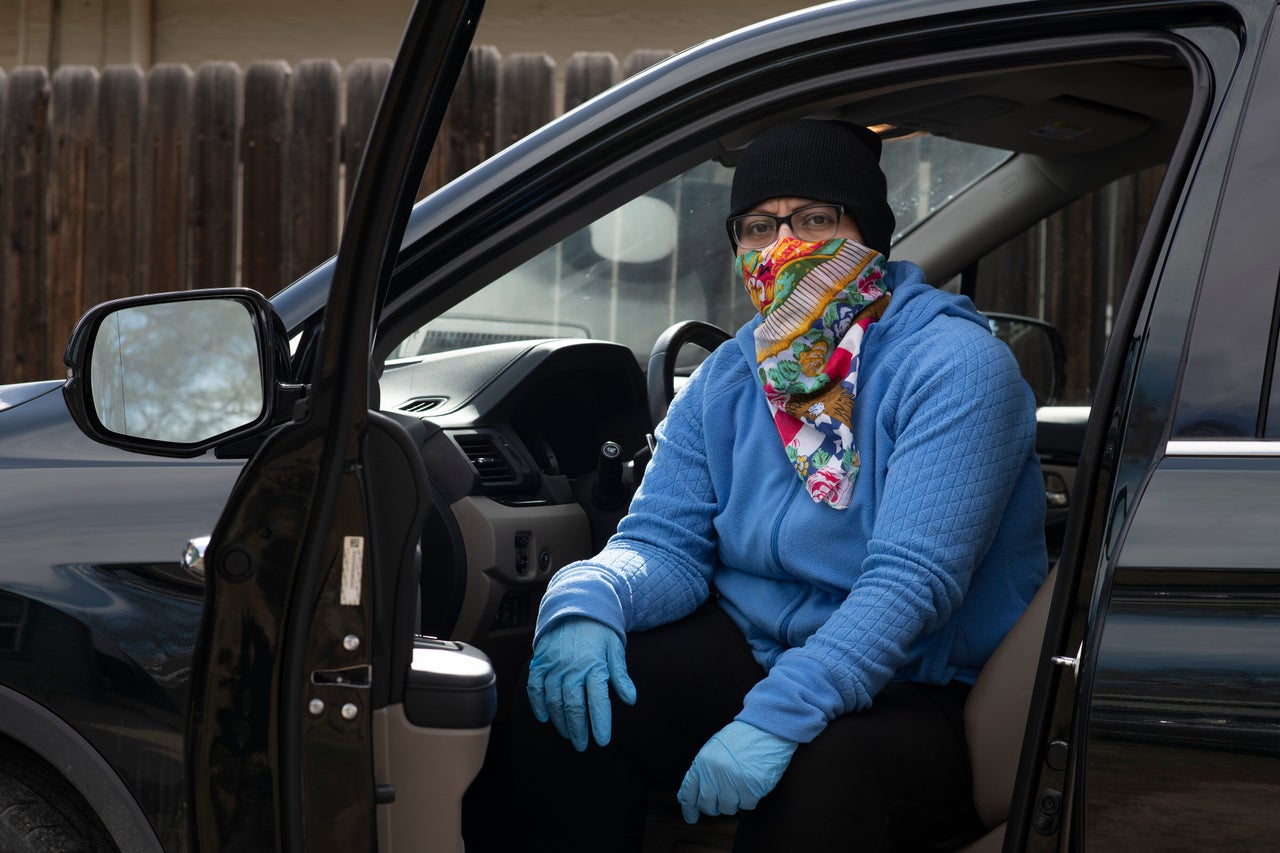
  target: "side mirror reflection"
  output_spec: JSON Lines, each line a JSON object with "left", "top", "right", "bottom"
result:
{"left": 64, "top": 289, "right": 284, "bottom": 457}
{"left": 90, "top": 300, "right": 265, "bottom": 444}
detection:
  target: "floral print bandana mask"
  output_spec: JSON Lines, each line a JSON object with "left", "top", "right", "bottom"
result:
{"left": 735, "top": 237, "right": 890, "bottom": 509}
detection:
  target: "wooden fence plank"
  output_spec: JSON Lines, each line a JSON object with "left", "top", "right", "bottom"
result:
{"left": 342, "top": 59, "right": 391, "bottom": 235}
{"left": 286, "top": 59, "right": 340, "bottom": 282}
{"left": 241, "top": 60, "right": 290, "bottom": 295}
{"left": 139, "top": 64, "right": 193, "bottom": 295}
{"left": 419, "top": 99, "right": 449, "bottom": 200}
{"left": 1091, "top": 178, "right": 1132, "bottom": 380}
{"left": 564, "top": 51, "right": 617, "bottom": 113}
{"left": 90, "top": 65, "right": 142, "bottom": 307}
{"left": 422, "top": 46, "right": 505, "bottom": 195}
{"left": 1039, "top": 196, "right": 1095, "bottom": 400}
{"left": 445, "top": 46, "right": 500, "bottom": 180}
{"left": 1, "top": 68, "right": 50, "bottom": 383}
{"left": 496, "top": 53, "right": 554, "bottom": 151}
{"left": 622, "top": 49, "right": 675, "bottom": 79}
{"left": 46, "top": 66, "right": 98, "bottom": 375}
{"left": 189, "top": 62, "right": 241, "bottom": 291}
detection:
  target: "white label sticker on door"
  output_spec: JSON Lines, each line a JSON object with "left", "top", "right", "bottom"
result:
{"left": 341, "top": 536, "right": 364, "bottom": 605}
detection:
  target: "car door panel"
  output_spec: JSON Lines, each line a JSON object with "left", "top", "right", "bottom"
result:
{"left": 365, "top": 413, "right": 495, "bottom": 853}
{"left": 1080, "top": 14, "right": 1280, "bottom": 839}
{"left": 1022, "top": 8, "right": 1280, "bottom": 850}
{"left": 373, "top": 704, "right": 490, "bottom": 853}
{"left": 185, "top": 0, "right": 486, "bottom": 849}
{"left": 1083, "top": 458, "right": 1280, "bottom": 849}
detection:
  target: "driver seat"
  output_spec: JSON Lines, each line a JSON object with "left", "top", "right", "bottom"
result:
{"left": 955, "top": 565, "right": 1058, "bottom": 852}
{"left": 643, "top": 565, "right": 1060, "bottom": 851}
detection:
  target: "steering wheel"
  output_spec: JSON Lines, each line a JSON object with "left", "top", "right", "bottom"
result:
{"left": 646, "top": 320, "right": 733, "bottom": 428}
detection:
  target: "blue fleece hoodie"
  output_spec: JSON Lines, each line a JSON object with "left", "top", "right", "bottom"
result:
{"left": 534, "top": 260, "right": 1047, "bottom": 743}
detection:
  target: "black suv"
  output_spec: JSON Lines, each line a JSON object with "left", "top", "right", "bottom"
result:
{"left": 1, "top": 0, "right": 1278, "bottom": 849}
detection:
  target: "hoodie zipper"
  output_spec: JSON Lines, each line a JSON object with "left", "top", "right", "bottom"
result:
{"left": 770, "top": 476, "right": 803, "bottom": 642}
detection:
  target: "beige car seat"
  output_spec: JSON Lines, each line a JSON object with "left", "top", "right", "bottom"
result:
{"left": 956, "top": 566, "right": 1059, "bottom": 852}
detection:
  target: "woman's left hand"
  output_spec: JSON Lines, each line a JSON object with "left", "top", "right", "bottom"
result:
{"left": 677, "top": 720, "right": 798, "bottom": 823}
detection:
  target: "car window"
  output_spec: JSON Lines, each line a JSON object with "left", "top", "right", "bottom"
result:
{"left": 390, "top": 135, "right": 1011, "bottom": 367}
{"left": 967, "top": 166, "right": 1167, "bottom": 408}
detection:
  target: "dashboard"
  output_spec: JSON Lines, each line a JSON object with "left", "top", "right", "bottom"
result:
{"left": 377, "top": 339, "right": 653, "bottom": 702}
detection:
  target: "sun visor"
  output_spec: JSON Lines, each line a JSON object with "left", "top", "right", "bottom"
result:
{"left": 891, "top": 95, "right": 1150, "bottom": 155}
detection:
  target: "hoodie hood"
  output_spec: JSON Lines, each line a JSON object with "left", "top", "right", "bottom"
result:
{"left": 870, "top": 260, "right": 992, "bottom": 338}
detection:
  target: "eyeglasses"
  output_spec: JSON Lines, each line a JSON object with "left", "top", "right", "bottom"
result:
{"left": 726, "top": 203, "right": 845, "bottom": 250}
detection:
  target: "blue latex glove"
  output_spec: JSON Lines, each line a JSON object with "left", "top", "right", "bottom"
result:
{"left": 677, "top": 720, "right": 798, "bottom": 823}
{"left": 527, "top": 616, "right": 637, "bottom": 751}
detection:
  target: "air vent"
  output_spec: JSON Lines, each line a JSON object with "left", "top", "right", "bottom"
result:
{"left": 453, "top": 432, "right": 519, "bottom": 486}
{"left": 399, "top": 396, "right": 446, "bottom": 414}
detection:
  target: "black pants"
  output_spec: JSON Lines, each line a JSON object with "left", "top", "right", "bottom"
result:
{"left": 507, "top": 603, "right": 982, "bottom": 852}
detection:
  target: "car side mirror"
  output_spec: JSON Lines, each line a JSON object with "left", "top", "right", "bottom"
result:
{"left": 62, "top": 288, "right": 295, "bottom": 457}
{"left": 985, "top": 312, "right": 1067, "bottom": 406}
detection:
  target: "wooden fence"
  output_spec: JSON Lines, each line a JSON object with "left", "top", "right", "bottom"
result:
{"left": 0, "top": 46, "right": 671, "bottom": 384}
{"left": 1, "top": 44, "right": 1160, "bottom": 396}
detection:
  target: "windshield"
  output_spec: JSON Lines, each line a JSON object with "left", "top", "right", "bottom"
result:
{"left": 391, "top": 134, "right": 1010, "bottom": 365}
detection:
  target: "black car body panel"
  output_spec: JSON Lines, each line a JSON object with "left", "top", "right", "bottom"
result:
{"left": 0, "top": 386, "right": 234, "bottom": 849}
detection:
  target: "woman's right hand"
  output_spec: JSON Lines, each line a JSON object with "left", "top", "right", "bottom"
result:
{"left": 527, "top": 616, "right": 638, "bottom": 751}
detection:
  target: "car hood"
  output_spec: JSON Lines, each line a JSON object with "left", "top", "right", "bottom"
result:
{"left": 0, "top": 380, "right": 63, "bottom": 413}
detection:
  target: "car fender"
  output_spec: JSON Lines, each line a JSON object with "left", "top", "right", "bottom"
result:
{"left": 0, "top": 683, "right": 164, "bottom": 853}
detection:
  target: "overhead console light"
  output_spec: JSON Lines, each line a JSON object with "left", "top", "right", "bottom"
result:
{"left": 867, "top": 123, "right": 930, "bottom": 142}
{"left": 873, "top": 125, "right": 931, "bottom": 142}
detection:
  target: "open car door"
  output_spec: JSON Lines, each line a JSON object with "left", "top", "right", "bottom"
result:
{"left": 180, "top": 0, "right": 483, "bottom": 848}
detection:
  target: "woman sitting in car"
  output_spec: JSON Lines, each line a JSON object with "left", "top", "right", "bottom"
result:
{"left": 516, "top": 118, "right": 1048, "bottom": 852}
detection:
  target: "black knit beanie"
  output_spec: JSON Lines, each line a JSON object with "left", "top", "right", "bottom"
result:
{"left": 729, "top": 120, "right": 896, "bottom": 258}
